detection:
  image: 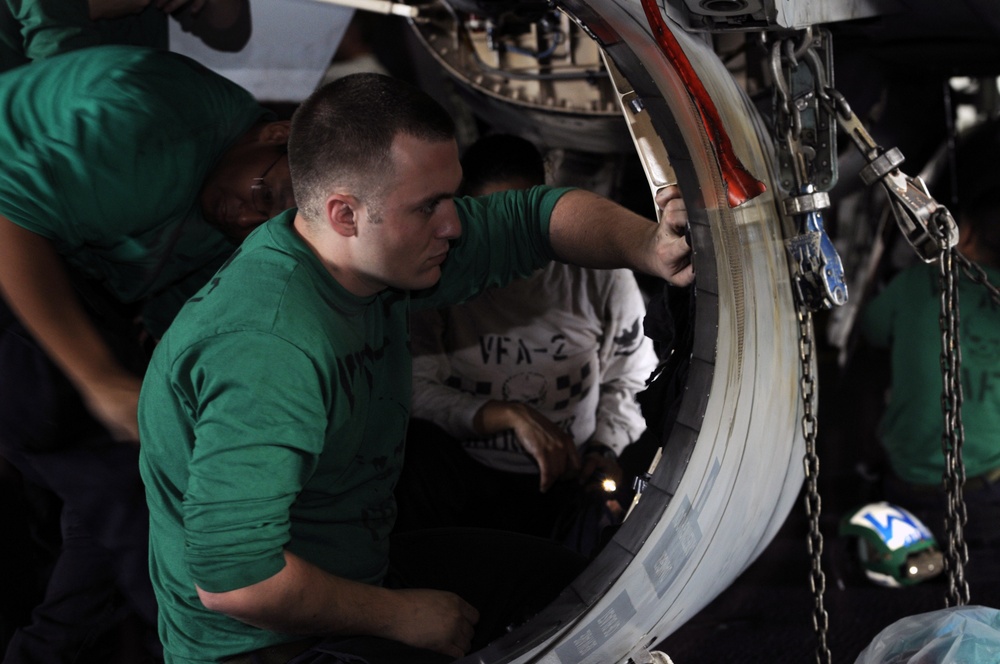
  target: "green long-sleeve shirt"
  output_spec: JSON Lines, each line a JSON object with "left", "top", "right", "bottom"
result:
{"left": 138, "top": 187, "right": 570, "bottom": 663}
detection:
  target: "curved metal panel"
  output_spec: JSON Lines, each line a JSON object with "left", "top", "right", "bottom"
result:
{"left": 448, "top": 0, "right": 808, "bottom": 661}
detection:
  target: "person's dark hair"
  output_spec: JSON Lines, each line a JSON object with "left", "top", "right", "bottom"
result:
{"left": 952, "top": 118, "right": 1000, "bottom": 266}
{"left": 288, "top": 73, "right": 456, "bottom": 222}
{"left": 459, "top": 133, "right": 546, "bottom": 196}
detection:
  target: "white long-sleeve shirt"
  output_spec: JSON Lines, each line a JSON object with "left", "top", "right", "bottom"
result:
{"left": 410, "top": 262, "right": 658, "bottom": 474}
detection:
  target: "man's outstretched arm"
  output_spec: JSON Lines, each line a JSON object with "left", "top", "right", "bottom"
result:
{"left": 547, "top": 186, "right": 694, "bottom": 287}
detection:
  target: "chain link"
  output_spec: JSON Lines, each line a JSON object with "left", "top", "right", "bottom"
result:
{"left": 955, "top": 251, "right": 1000, "bottom": 307}
{"left": 772, "top": 29, "right": 833, "bottom": 663}
{"left": 935, "top": 214, "right": 971, "bottom": 607}
{"left": 946, "top": 245, "right": 999, "bottom": 607}
{"left": 773, "top": 15, "right": 1000, "bottom": 633}
{"left": 797, "top": 306, "right": 831, "bottom": 664}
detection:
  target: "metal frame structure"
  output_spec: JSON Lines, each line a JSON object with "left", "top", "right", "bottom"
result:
{"left": 439, "top": 0, "right": 808, "bottom": 660}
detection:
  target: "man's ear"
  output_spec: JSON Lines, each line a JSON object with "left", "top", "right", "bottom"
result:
{"left": 326, "top": 194, "right": 359, "bottom": 238}
{"left": 258, "top": 121, "right": 291, "bottom": 146}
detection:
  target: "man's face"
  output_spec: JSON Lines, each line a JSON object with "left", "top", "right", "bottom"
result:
{"left": 351, "top": 134, "right": 463, "bottom": 293}
{"left": 200, "top": 144, "right": 296, "bottom": 242}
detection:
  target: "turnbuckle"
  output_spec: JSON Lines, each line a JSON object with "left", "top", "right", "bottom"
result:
{"left": 771, "top": 28, "right": 847, "bottom": 310}
{"left": 820, "top": 88, "right": 958, "bottom": 262}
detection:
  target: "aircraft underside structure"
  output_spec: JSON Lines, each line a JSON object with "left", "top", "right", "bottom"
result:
{"left": 397, "top": 0, "right": 1000, "bottom": 660}
{"left": 413, "top": 1, "right": 810, "bottom": 662}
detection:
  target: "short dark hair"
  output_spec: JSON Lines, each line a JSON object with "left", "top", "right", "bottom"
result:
{"left": 288, "top": 73, "right": 456, "bottom": 222}
{"left": 459, "top": 133, "right": 545, "bottom": 196}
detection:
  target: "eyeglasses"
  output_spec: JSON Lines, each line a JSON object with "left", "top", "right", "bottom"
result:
{"left": 250, "top": 152, "right": 286, "bottom": 217}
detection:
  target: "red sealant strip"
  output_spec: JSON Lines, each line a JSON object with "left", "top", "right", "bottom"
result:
{"left": 640, "top": 0, "right": 767, "bottom": 207}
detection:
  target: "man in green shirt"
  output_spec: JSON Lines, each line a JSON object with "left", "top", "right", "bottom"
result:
{"left": 138, "top": 72, "right": 694, "bottom": 663}
{"left": 862, "top": 118, "right": 1000, "bottom": 547}
{"left": 0, "top": 45, "right": 295, "bottom": 662}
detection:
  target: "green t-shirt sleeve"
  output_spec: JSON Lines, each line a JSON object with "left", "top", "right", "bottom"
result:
{"left": 178, "top": 333, "right": 328, "bottom": 593}
{"left": 412, "top": 185, "right": 571, "bottom": 311}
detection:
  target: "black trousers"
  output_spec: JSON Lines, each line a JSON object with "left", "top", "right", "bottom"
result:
{"left": 0, "top": 300, "right": 158, "bottom": 663}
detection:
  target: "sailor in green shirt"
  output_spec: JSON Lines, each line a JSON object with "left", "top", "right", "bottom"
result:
{"left": 0, "top": 45, "right": 295, "bottom": 662}
{"left": 0, "top": 44, "right": 295, "bottom": 439}
{"left": 138, "top": 72, "right": 694, "bottom": 663}
{"left": 861, "top": 118, "right": 1000, "bottom": 547}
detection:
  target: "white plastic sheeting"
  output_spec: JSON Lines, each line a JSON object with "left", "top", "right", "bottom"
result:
{"left": 169, "top": 0, "right": 352, "bottom": 102}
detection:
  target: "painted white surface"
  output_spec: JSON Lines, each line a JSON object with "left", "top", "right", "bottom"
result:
{"left": 169, "top": 0, "right": 353, "bottom": 102}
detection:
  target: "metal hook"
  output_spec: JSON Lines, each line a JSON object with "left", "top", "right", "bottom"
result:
{"left": 771, "top": 40, "right": 792, "bottom": 112}
{"left": 791, "top": 25, "right": 814, "bottom": 60}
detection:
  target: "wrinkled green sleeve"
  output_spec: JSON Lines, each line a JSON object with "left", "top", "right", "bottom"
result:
{"left": 175, "top": 333, "right": 328, "bottom": 592}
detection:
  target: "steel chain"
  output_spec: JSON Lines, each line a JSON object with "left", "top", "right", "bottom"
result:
{"left": 774, "top": 16, "right": 1000, "bottom": 632}
{"left": 956, "top": 252, "right": 1000, "bottom": 307}
{"left": 773, "top": 29, "right": 833, "bottom": 664}
{"left": 797, "top": 305, "right": 831, "bottom": 664}
{"left": 935, "top": 215, "right": 971, "bottom": 606}
{"left": 944, "top": 247, "right": 999, "bottom": 606}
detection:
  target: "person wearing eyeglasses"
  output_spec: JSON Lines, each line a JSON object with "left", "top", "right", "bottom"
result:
{"left": 0, "top": 44, "right": 293, "bottom": 663}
